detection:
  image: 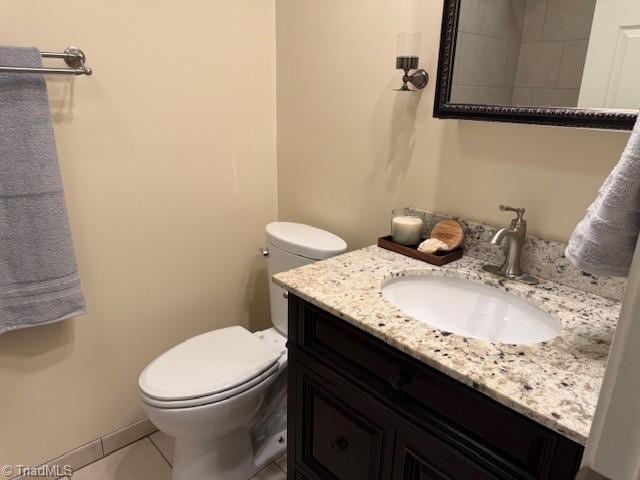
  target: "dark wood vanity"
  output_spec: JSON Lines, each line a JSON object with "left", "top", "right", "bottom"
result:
{"left": 287, "top": 295, "right": 584, "bottom": 480}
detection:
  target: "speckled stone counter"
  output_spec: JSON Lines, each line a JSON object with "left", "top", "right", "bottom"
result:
{"left": 274, "top": 246, "right": 621, "bottom": 445}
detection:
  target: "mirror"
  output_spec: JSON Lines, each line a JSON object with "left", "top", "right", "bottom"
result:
{"left": 434, "top": 0, "right": 639, "bottom": 130}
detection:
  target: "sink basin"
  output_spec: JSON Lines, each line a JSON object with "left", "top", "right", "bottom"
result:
{"left": 382, "top": 275, "right": 561, "bottom": 345}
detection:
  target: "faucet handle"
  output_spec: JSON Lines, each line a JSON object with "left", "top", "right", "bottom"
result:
{"left": 499, "top": 205, "right": 526, "bottom": 221}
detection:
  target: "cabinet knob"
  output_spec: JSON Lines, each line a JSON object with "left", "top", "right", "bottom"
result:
{"left": 389, "top": 372, "right": 413, "bottom": 391}
{"left": 331, "top": 435, "right": 349, "bottom": 452}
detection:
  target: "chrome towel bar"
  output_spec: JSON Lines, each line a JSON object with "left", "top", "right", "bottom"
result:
{"left": 0, "top": 46, "right": 92, "bottom": 76}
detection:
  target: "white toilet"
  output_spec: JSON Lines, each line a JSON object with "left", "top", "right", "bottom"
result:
{"left": 139, "top": 222, "right": 347, "bottom": 480}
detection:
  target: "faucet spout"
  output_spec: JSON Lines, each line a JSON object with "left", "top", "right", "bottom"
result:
{"left": 490, "top": 227, "right": 509, "bottom": 245}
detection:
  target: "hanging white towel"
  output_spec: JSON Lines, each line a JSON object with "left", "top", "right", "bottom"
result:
{"left": 566, "top": 117, "right": 640, "bottom": 277}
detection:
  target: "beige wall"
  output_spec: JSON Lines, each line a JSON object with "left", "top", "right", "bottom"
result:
{"left": 276, "top": 0, "right": 630, "bottom": 249}
{"left": 0, "top": 0, "right": 276, "bottom": 468}
{"left": 0, "top": 0, "right": 634, "bottom": 470}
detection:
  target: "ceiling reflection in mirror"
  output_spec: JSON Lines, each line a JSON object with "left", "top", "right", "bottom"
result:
{"left": 450, "top": 0, "right": 640, "bottom": 111}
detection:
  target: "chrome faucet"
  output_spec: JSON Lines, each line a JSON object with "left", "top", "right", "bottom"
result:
{"left": 482, "top": 205, "right": 539, "bottom": 285}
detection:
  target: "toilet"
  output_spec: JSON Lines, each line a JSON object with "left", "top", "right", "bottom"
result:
{"left": 139, "top": 222, "right": 347, "bottom": 480}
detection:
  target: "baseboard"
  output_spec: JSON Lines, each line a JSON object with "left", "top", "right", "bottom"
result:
{"left": 11, "top": 418, "right": 157, "bottom": 479}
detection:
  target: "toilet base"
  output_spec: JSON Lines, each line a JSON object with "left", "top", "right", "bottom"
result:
{"left": 172, "top": 427, "right": 258, "bottom": 480}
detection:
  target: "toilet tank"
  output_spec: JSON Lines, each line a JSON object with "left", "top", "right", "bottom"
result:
{"left": 265, "top": 222, "right": 347, "bottom": 336}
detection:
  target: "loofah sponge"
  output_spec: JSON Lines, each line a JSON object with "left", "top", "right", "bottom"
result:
{"left": 417, "top": 238, "right": 448, "bottom": 254}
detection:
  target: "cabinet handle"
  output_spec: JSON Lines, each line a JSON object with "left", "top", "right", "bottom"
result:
{"left": 389, "top": 372, "right": 413, "bottom": 391}
{"left": 331, "top": 435, "right": 349, "bottom": 452}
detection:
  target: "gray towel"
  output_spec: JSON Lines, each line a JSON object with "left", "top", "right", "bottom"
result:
{"left": 0, "top": 46, "right": 85, "bottom": 334}
{"left": 566, "top": 116, "right": 640, "bottom": 277}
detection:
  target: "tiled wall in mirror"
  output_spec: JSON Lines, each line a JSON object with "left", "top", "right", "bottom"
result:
{"left": 450, "top": 0, "right": 640, "bottom": 110}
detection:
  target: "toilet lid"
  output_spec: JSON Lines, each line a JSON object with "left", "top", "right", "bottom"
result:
{"left": 139, "top": 326, "right": 281, "bottom": 401}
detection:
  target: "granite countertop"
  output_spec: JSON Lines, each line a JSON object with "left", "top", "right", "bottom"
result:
{"left": 274, "top": 246, "right": 622, "bottom": 445}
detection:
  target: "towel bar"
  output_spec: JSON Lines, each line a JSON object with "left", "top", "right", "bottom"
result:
{"left": 0, "top": 46, "right": 92, "bottom": 76}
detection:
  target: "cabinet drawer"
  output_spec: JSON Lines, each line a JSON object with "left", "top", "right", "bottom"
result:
{"left": 394, "top": 424, "right": 505, "bottom": 480}
{"left": 296, "top": 300, "right": 582, "bottom": 479}
{"left": 294, "top": 362, "right": 394, "bottom": 480}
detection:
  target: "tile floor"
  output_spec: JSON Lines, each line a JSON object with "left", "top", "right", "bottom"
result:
{"left": 58, "top": 432, "right": 286, "bottom": 480}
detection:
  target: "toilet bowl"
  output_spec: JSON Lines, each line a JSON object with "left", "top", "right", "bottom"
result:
{"left": 139, "top": 222, "right": 347, "bottom": 480}
{"left": 141, "top": 327, "right": 286, "bottom": 480}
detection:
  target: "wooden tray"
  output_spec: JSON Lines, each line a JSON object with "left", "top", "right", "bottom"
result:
{"left": 378, "top": 236, "right": 463, "bottom": 266}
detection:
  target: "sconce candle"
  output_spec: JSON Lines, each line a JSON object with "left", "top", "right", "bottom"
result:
{"left": 397, "top": 32, "right": 420, "bottom": 64}
{"left": 392, "top": 216, "right": 424, "bottom": 246}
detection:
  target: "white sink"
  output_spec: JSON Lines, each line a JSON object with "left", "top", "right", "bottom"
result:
{"left": 382, "top": 275, "right": 561, "bottom": 345}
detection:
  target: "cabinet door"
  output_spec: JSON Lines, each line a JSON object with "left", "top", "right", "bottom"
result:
{"left": 294, "top": 297, "right": 583, "bottom": 479}
{"left": 294, "top": 361, "right": 395, "bottom": 480}
{"left": 394, "top": 427, "right": 504, "bottom": 480}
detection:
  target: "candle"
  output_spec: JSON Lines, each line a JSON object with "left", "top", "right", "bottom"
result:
{"left": 392, "top": 216, "right": 423, "bottom": 245}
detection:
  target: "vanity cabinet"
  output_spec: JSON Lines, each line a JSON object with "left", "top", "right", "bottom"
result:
{"left": 287, "top": 295, "right": 584, "bottom": 480}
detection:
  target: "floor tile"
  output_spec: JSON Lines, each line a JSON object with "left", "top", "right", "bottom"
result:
{"left": 72, "top": 438, "right": 170, "bottom": 480}
{"left": 149, "top": 431, "right": 174, "bottom": 466}
{"left": 275, "top": 454, "right": 287, "bottom": 472}
{"left": 252, "top": 463, "right": 286, "bottom": 480}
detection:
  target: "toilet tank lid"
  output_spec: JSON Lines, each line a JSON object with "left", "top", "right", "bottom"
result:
{"left": 266, "top": 222, "right": 347, "bottom": 260}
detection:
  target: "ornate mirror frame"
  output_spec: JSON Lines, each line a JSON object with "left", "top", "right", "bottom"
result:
{"left": 433, "top": 0, "right": 638, "bottom": 130}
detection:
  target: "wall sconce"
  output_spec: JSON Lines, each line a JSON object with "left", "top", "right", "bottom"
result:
{"left": 395, "top": 33, "right": 428, "bottom": 91}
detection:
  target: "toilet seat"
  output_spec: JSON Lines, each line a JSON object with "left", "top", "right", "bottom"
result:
{"left": 139, "top": 326, "right": 283, "bottom": 409}
{"left": 141, "top": 361, "right": 281, "bottom": 409}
